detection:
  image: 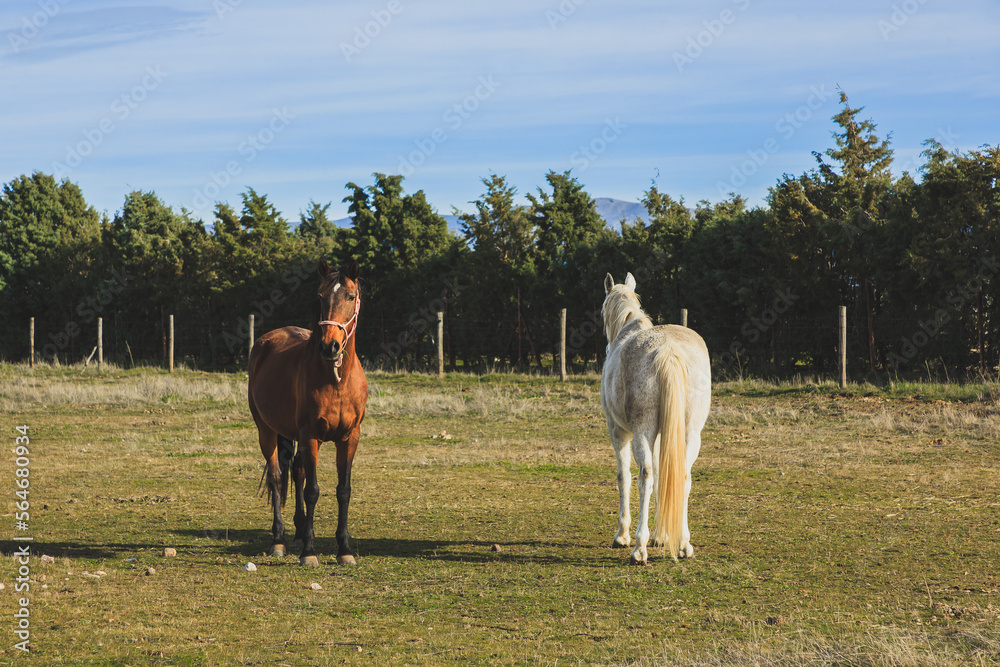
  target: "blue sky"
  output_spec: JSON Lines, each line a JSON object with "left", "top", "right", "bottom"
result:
{"left": 2, "top": 0, "right": 998, "bottom": 225}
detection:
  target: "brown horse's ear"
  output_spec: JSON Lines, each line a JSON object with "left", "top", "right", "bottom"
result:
{"left": 318, "top": 260, "right": 331, "bottom": 277}
{"left": 344, "top": 259, "right": 360, "bottom": 280}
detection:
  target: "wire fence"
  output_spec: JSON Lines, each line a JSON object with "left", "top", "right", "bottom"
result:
{"left": 8, "top": 303, "right": 993, "bottom": 382}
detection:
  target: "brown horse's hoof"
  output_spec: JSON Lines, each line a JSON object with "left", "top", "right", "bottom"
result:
{"left": 300, "top": 555, "right": 320, "bottom": 567}
{"left": 269, "top": 544, "right": 286, "bottom": 557}
{"left": 337, "top": 554, "right": 357, "bottom": 565}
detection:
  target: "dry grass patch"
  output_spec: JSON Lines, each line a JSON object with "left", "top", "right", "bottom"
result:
{"left": 0, "top": 362, "right": 245, "bottom": 411}
{"left": 368, "top": 372, "right": 598, "bottom": 419}
{"left": 867, "top": 403, "right": 1000, "bottom": 439}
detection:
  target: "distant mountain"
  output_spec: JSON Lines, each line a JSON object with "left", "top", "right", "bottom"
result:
{"left": 593, "top": 198, "right": 645, "bottom": 230}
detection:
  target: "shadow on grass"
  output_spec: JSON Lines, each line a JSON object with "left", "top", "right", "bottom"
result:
{"left": 2, "top": 540, "right": 165, "bottom": 560}
{"left": 167, "top": 528, "right": 617, "bottom": 567}
{"left": 353, "top": 537, "right": 610, "bottom": 566}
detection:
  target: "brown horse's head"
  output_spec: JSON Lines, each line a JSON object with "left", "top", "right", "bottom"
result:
{"left": 315, "top": 259, "right": 361, "bottom": 363}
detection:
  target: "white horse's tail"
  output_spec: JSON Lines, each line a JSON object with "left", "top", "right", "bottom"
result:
{"left": 652, "top": 343, "right": 688, "bottom": 560}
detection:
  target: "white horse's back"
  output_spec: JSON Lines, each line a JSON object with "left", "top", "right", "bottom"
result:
{"left": 603, "top": 324, "right": 710, "bottom": 427}
{"left": 601, "top": 272, "right": 711, "bottom": 564}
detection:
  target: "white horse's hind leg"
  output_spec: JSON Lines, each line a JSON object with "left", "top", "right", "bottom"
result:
{"left": 649, "top": 434, "right": 667, "bottom": 549}
{"left": 629, "top": 432, "right": 655, "bottom": 565}
{"left": 608, "top": 422, "right": 632, "bottom": 549}
{"left": 674, "top": 470, "right": 694, "bottom": 559}
{"left": 678, "top": 428, "right": 704, "bottom": 559}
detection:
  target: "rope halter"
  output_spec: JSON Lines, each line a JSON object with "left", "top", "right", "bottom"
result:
{"left": 318, "top": 294, "right": 360, "bottom": 382}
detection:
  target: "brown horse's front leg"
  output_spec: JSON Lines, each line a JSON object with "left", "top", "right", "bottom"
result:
{"left": 334, "top": 435, "right": 359, "bottom": 565}
{"left": 292, "top": 438, "right": 322, "bottom": 567}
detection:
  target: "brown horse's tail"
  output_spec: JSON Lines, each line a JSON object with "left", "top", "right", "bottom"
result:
{"left": 652, "top": 342, "right": 688, "bottom": 560}
{"left": 258, "top": 436, "right": 295, "bottom": 508}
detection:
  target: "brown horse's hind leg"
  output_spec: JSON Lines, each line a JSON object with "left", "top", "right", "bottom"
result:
{"left": 258, "top": 427, "right": 291, "bottom": 557}
{"left": 271, "top": 435, "right": 294, "bottom": 556}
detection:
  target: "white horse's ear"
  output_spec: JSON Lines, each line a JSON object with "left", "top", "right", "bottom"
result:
{"left": 625, "top": 272, "right": 636, "bottom": 290}
{"left": 604, "top": 273, "right": 615, "bottom": 294}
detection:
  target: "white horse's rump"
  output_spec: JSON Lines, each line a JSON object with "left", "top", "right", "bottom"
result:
{"left": 601, "top": 272, "right": 711, "bottom": 564}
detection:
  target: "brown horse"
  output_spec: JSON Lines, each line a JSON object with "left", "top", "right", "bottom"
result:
{"left": 248, "top": 259, "right": 368, "bottom": 566}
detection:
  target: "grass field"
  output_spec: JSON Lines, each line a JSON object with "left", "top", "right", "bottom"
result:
{"left": 1, "top": 363, "right": 999, "bottom": 665}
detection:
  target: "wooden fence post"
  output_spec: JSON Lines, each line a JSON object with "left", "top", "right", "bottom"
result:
{"left": 560, "top": 308, "right": 567, "bottom": 381}
{"left": 680, "top": 308, "right": 688, "bottom": 328}
{"left": 436, "top": 311, "right": 444, "bottom": 377}
{"left": 169, "top": 314, "right": 175, "bottom": 373}
{"left": 97, "top": 317, "right": 103, "bottom": 370}
{"left": 839, "top": 306, "right": 847, "bottom": 388}
{"left": 29, "top": 317, "right": 34, "bottom": 369}
{"left": 249, "top": 314, "right": 255, "bottom": 360}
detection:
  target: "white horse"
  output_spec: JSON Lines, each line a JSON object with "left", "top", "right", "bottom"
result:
{"left": 601, "top": 272, "right": 711, "bottom": 565}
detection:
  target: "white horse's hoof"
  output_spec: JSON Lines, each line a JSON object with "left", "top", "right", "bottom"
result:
{"left": 629, "top": 556, "right": 648, "bottom": 566}
{"left": 679, "top": 544, "right": 695, "bottom": 559}
{"left": 269, "top": 544, "right": 286, "bottom": 557}
{"left": 611, "top": 537, "right": 630, "bottom": 549}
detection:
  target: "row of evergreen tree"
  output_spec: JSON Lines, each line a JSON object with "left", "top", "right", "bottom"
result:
{"left": 1, "top": 93, "right": 998, "bottom": 378}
